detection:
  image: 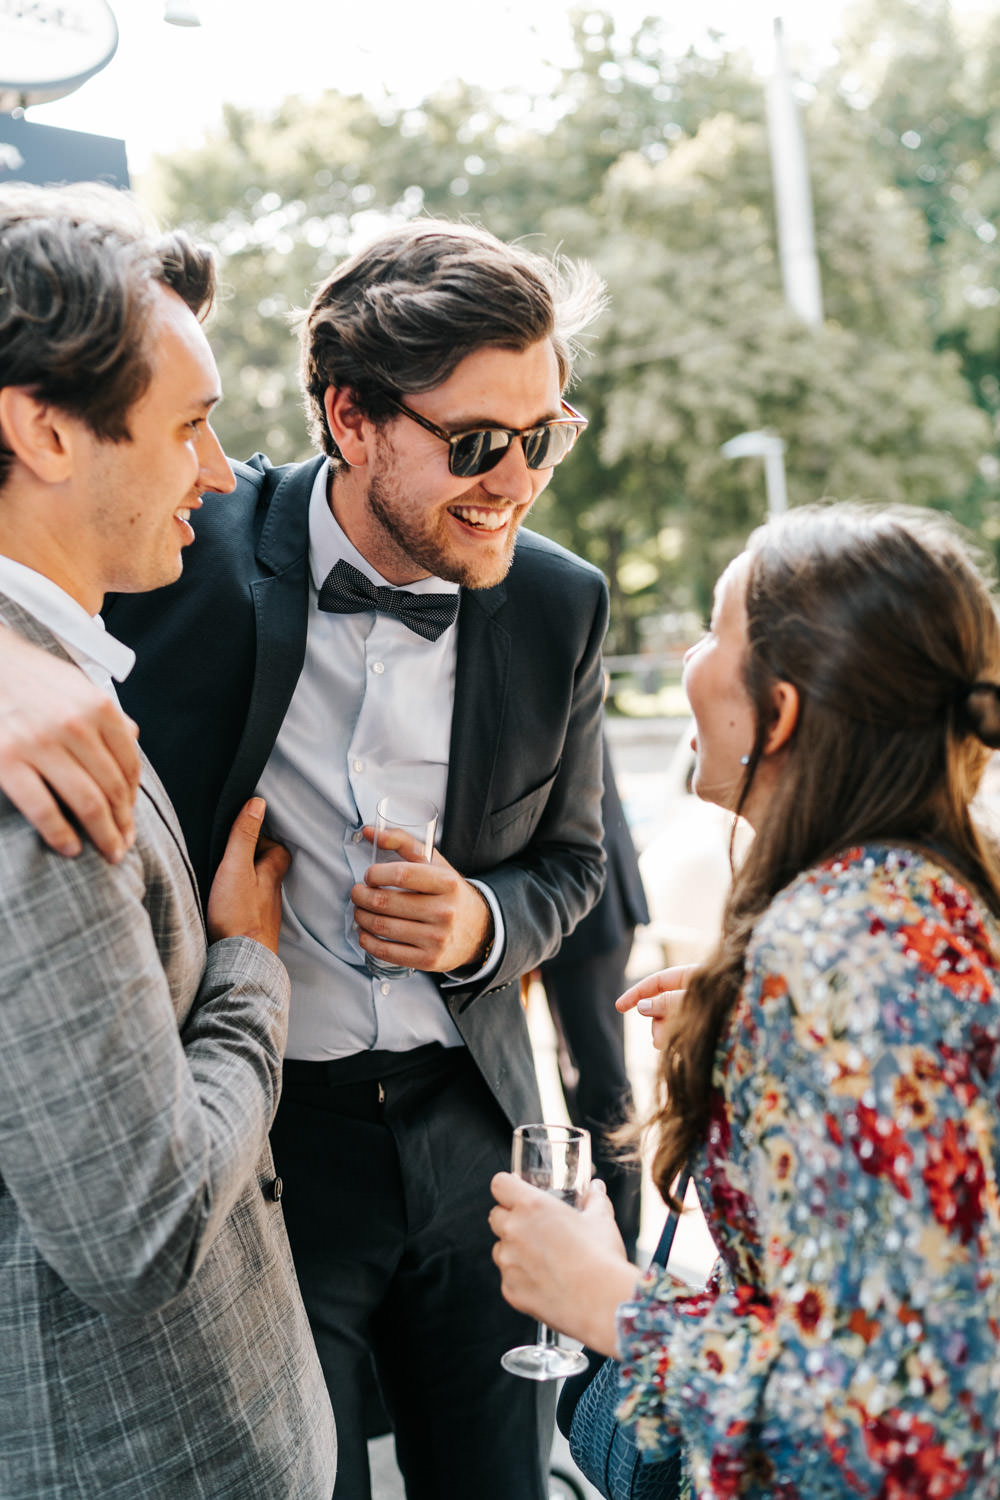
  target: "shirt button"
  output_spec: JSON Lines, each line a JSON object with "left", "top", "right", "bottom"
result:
{"left": 380, "top": 981, "right": 391, "bottom": 996}
{"left": 352, "top": 830, "right": 364, "bottom": 844}
{"left": 268, "top": 1176, "right": 283, "bottom": 1202}
{"left": 372, "top": 661, "right": 385, "bottom": 674}
{"left": 352, "top": 758, "right": 364, "bottom": 773}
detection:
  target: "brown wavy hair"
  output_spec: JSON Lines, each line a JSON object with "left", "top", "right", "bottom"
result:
{"left": 0, "top": 183, "right": 215, "bottom": 489}
{"left": 298, "top": 218, "right": 606, "bottom": 465}
{"left": 650, "top": 503, "right": 1000, "bottom": 1205}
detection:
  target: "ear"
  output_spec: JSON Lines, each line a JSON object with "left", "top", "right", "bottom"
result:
{"left": 764, "top": 680, "right": 799, "bottom": 756}
{"left": 0, "top": 388, "right": 75, "bottom": 484}
{"left": 323, "top": 386, "right": 371, "bottom": 468}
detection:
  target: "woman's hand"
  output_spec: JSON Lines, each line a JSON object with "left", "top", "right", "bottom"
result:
{"left": 489, "top": 1173, "right": 639, "bottom": 1358}
{"left": 616, "top": 964, "right": 695, "bottom": 1050}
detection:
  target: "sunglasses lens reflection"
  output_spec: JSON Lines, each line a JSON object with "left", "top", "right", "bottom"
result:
{"left": 450, "top": 422, "right": 582, "bottom": 478}
{"left": 523, "top": 424, "right": 577, "bottom": 470}
{"left": 451, "top": 429, "right": 511, "bottom": 477}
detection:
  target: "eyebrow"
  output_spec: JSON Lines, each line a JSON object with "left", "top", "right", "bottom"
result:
{"left": 187, "top": 393, "right": 222, "bottom": 415}
{"left": 438, "top": 407, "right": 565, "bottom": 431}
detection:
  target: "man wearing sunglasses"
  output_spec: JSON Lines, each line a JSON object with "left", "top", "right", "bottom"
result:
{"left": 0, "top": 218, "right": 609, "bottom": 1500}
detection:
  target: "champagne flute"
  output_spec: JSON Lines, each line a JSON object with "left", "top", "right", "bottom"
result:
{"left": 500, "top": 1123, "right": 591, "bottom": 1381}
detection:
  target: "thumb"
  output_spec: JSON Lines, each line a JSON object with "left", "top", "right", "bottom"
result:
{"left": 222, "top": 797, "right": 268, "bottom": 863}
{"left": 582, "top": 1177, "right": 615, "bottom": 1223}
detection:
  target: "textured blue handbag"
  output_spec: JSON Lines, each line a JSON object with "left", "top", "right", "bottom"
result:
{"left": 567, "top": 1346, "right": 685, "bottom": 1499}
{"left": 558, "top": 1178, "right": 690, "bottom": 1500}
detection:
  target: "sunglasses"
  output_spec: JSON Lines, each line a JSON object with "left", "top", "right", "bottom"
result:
{"left": 383, "top": 394, "right": 588, "bottom": 478}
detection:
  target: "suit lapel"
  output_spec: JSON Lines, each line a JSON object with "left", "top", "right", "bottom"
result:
{"left": 441, "top": 582, "right": 509, "bottom": 869}
{"left": 136, "top": 756, "right": 204, "bottom": 916}
{"left": 209, "top": 459, "right": 320, "bottom": 869}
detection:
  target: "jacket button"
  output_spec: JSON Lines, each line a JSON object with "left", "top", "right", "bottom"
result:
{"left": 268, "top": 1176, "right": 283, "bottom": 1202}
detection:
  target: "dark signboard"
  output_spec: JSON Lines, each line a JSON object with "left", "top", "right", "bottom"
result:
{"left": 0, "top": 113, "right": 128, "bottom": 189}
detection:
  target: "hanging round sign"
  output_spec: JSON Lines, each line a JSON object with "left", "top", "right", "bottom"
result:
{"left": 0, "top": 0, "right": 119, "bottom": 112}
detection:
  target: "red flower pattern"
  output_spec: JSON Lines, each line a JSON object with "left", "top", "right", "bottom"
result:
{"left": 897, "top": 917, "right": 990, "bottom": 999}
{"left": 850, "top": 1102, "right": 914, "bottom": 1199}
{"left": 863, "top": 1411, "right": 968, "bottom": 1499}
{"left": 922, "top": 1117, "right": 986, "bottom": 1245}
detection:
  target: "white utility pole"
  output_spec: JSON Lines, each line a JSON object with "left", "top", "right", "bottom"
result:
{"left": 766, "top": 16, "right": 823, "bottom": 328}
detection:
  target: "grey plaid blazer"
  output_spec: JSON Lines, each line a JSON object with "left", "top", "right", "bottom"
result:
{"left": 0, "top": 597, "right": 336, "bottom": 1498}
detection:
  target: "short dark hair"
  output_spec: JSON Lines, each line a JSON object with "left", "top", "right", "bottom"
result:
{"left": 0, "top": 183, "right": 216, "bottom": 488}
{"left": 298, "top": 219, "right": 606, "bottom": 463}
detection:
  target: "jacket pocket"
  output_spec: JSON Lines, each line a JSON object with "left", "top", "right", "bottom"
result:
{"left": 487, "top": 763, "right": 561, "bottom": 845}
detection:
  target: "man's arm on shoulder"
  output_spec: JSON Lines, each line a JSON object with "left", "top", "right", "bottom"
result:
{"left": 0, "top": 797, "right": 290, "bottom": 1316}
{"left": 0, "top": 624, "right": 140, "bottom": 861}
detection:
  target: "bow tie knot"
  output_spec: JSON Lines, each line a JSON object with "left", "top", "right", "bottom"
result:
{"left": 317, "top": 558, "right": 459, "bottom": 642}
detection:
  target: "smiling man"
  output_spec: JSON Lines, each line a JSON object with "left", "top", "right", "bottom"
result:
{"left": 0, "top": 219, "right": 609, "bottom": 1499}
{"left": 0, "top": 184, "right": 336, "bottom": 1497}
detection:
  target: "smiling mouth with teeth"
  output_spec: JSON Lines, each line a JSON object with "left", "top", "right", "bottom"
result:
{"left": 449, "top": 505, "right": 509, "bottom": 532}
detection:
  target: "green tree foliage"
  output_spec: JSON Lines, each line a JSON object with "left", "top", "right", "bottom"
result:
{"left": 141, "top": 1, "right": 998, "bottom": 646}
{"left": 825, "top": 0, "right": 1000, "bottom": 540}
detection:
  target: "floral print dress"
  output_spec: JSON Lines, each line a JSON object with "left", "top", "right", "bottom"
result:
{"left": 616, "top": 844, "right": 1000, "bottom": 1499}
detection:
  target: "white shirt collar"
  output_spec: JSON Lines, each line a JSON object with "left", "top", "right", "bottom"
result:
{"left": 0, "top": 555, "right": 135, "bottom": 687}
{"left": 307, "top": 464, "right": 460, "bottom": 599}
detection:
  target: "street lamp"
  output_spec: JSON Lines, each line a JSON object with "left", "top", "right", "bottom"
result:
{"left": 720, "top": 430, "right": 788, "bottom": 518}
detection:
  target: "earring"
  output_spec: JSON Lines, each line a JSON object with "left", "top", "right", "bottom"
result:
{"left": 739, "top": 754, "right": 750, "bottom": 766}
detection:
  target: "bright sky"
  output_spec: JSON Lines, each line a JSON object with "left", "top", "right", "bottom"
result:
{"left": 30, "top": 0, "right": 849, "bottom": 175}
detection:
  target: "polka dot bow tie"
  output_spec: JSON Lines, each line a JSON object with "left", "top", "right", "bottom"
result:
{"left": 317, "top": 558, "right": 460, "bottom": 643}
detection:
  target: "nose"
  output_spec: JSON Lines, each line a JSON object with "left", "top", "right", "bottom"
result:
{"left": 479, "top": 436, "right": 538, "bottom": 507}
{"left": 200, "top": 423, "right": 236, "bottom": 495}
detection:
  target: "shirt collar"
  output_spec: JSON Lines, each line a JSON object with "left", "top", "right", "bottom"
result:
{"left": 0, "top": 556, "right": 135, "bottom": 684}
{"left": 307, "top": 464, "right": 460, "bottom": 599}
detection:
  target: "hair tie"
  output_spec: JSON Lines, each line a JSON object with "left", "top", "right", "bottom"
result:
{"left": 962, "top": 681, "right": 1000, "bottom": 749}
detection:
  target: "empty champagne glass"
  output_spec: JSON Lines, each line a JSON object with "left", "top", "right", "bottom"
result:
{"left": 500, "top": 1123, "right": 591, "bottom": 1381}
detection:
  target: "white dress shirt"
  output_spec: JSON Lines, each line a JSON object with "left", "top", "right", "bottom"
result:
{"left": 0, "top": 557, "right": 134, "bottom": 695}
{"left": 256, "top": 465, "right": 503, "bottom": 1061}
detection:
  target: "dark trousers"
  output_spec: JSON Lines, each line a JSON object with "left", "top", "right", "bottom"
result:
{"left": 270, "top": 1045, "right": 551, "bottom": 1500}
{"left": 540, "top": 933, "right": 642, "bottom": 1259}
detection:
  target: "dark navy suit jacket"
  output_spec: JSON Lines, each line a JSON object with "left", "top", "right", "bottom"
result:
{"left": 547, "top": 745, "right": 649, "bottom": 966}
{"left": 105, "top": 453, "right": 609, "bottom": 1128}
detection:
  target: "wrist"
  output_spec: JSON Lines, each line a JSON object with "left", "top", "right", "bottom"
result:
{"left": 450, "top": 887, "right": 495, "bottom": 974}
{"left": 471, "top": 903, "right": 495, "bottom": 968}
{"left": 577, "top": 1260, "right": 641, "bottom": 1358}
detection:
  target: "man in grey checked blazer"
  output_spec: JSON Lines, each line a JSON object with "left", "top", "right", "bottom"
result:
{"left": 0, "top": 186, "right": 335, "bottom": 1496}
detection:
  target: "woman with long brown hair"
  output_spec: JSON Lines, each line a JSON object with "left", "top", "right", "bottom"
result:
{"left": 490, "top": 503, "right": 1000, "bottom": 1498}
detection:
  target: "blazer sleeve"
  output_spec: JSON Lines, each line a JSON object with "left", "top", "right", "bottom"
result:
{"left": 455, "top": 568, "right": 609, "bottom": 1000}
{"left": 0, "top": 802, "right": 289, "bottom": 1317}
{"left": 542, "top": 746, "right": 650, "bottom": 966}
